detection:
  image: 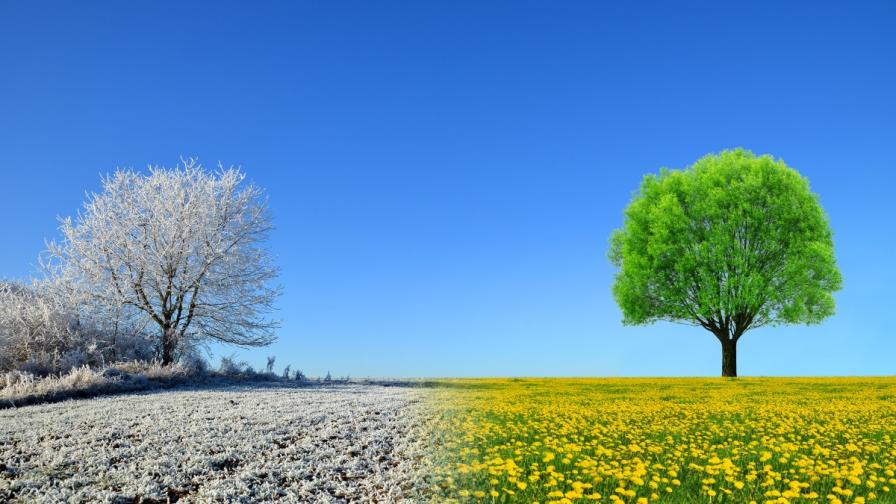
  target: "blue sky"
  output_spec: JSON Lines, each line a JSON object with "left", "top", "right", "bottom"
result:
{"left": 1, "top": 1, "right": 893, "bottom": 377}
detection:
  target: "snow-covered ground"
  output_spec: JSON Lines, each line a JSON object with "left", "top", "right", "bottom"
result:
{"left": 0, "top": 383, "right": 429, "bottom": 503}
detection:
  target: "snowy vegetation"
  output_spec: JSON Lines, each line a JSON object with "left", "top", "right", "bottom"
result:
{"left": 0, "top": 361, "right": 200, "bottom": 409}
{"left": 0, "top": 279, "right": 157, "bottom": 375}
{"left": 46, "top": 160, "right": 281, "bottom": 365}
{"left": 0, "top": 162, "right": 430, "bottom": 503}
{"left": 0, "top": 160, "right": 281, "bottom": 378}
{"left": 0, "top": 383, "right": 429, "bottom": 502}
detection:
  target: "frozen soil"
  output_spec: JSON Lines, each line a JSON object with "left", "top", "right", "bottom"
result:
{"left": 0, "top": 383, "right": 430, "bottom": 503}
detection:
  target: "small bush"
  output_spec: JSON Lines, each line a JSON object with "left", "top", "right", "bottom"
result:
{"left": 58, "top": 349, "right": 90, "bottom": 372}
{"left": 218, "top": 355, "right": 247, "bottom": 375}
{"left": 2, "top": 370, "right": 35, "bottom": 390}
{"left": 0, "top": 280, "right": 158, "bottom": 376}
{"left": 217, "top": 355, "right": 268, "bottom": 378}
{"left": 180, "top": 353, "right": 209, "bottom": 374}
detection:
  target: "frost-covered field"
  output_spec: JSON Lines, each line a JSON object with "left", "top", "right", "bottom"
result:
{"left": 0, "top": 383, "right": 429, "bottom": 503}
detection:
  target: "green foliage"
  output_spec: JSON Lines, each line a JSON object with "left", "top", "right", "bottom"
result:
{"left": 609, "top": 148, "right": 842, "bottom": 340}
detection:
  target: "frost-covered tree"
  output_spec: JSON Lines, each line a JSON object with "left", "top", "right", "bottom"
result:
{"left": 47, "top": 159, "right": 281, "bottom": 365}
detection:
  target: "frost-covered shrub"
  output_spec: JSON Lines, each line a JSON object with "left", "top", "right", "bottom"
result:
{"left": 1, "top": 370, "right": 35, "bottom": 390}
{"left": 110, "top": 360, "right": 153, "bottom": 374}
{"left": 17, "top": 353, "right": 59, "bottom": 376}
{"left": 0, "top": 279, "right": 157, "bottom": 375}
{"left": 60, "top": 365, "right": 107, "bottom": 389}
{"left": 293, "top": 369, "right": 306, "bottom": 382}
{"left": 101, "top": 329, "right": 156, "bottom": 363}
{"left": 218, "top": 355, "right": 240, "bottom": 375}
{"left": 218, "top": 355, "right": 255, "bottom": 376}
{"left": 139, "top": 361, "right": 193, "bottom": 380}
{"left": 109, "top": 360, "right": 197, "bottom": 380}
{"left": 58, "top": 349, "right": 90, "bottom": 371}
{"left": 180, "top": 353, "right": 209, "bottom": 374}
{"left": 0, "top": 280, "right": 80, "bottom": 373}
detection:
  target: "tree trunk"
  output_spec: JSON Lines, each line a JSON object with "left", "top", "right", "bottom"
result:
{"left": 161, "top": 327, "right": 176, "bottom": 366}
{"left": 720, "top": 338, "right": 737, "bottom": 377}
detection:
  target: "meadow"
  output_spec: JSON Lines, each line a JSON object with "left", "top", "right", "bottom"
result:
{"left": 426, "top": 378, "right": 896, "bottom": 504}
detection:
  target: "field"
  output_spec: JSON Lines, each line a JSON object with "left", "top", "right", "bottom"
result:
{"left": 0, "top": 383, "right": 428, "bottom": 503}
{"left": 426, "top": 378, "right": 896, "bottom": 504}
{"left": 3, "top": 378, "right": 895, "bottom": 503}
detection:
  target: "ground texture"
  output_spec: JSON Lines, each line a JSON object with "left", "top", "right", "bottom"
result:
{"left": 0, "top": 383, "right": 428, "bottom": 503}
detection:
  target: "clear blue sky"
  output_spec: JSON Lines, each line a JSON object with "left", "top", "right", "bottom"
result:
{"left": 2, "top": 1, "right": 893, "bottom": 377}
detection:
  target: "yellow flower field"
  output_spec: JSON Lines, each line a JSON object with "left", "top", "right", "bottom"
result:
{"left": 425, "top": 378, "right": 896, "bottom": 503}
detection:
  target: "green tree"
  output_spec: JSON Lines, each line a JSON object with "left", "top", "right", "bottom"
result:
{"left": 609, "top": 149, "right": 842, "bottom": 377}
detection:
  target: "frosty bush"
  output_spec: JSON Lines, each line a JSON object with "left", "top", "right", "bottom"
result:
{"left": 0, "top": 280, "right": 78, "bottom": 372}
{"left": 0, "top": 279, "right": 156, "bottom": 375}
{"left": 218, "top": 355, "right": 258, "bottom": 377}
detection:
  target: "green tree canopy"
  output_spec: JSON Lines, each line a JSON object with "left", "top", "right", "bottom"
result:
{"left": 609, "top": 149, "right": 842, "bottom": 376}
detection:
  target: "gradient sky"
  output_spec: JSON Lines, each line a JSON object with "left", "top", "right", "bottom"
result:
{"left": 2, "top": 1, "right": 894, "bottom": 377}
